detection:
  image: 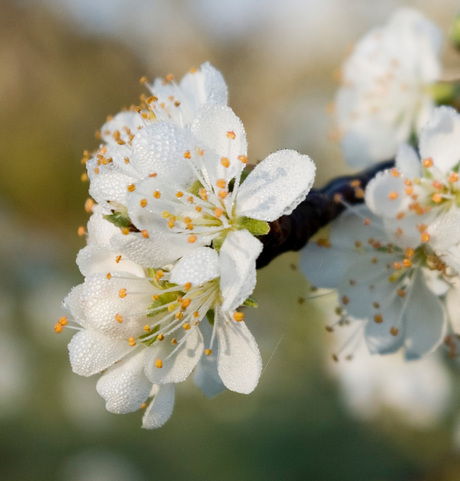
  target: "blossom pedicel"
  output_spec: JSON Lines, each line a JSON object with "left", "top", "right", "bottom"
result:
{"left": 57, "top": 63, "right": 316, "bottom": 429}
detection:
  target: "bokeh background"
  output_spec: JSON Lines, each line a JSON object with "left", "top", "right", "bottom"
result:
{"left": 2, "top": 0, "right": 460, "bottom": 479}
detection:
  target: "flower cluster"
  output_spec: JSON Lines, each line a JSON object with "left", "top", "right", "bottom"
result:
{"left": 301, "top": 106, "right": 460, "bottom": 361}
{"left": 58, "top": 63, "right": 316, "bottom": 428}
{"left": 335, "top": 8, "right": 442, "bottom": 166}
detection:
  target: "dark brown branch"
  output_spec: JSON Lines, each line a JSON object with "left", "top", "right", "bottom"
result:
{"left": 256, "top": 160, "right": 394, "bottom": 268}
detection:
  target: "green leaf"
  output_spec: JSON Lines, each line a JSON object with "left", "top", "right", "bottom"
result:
{"left": 242, "top": 296, "right": 258, "bottom": 308}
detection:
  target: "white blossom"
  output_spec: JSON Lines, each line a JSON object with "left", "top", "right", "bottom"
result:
{"left": 63, "top": 210, "right": 263, "bottom": 427}
{"left": 335, "top": 8, "right": 442, "bottom": 166}
{"left": 365, "top": 107, "right": 460, "bottom": 273}
{"left": 300, "top": 205, "right": 447, "bottom": 359}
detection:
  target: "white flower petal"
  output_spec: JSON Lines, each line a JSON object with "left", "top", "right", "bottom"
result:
{"left": 86, "top": 205, "right": 120, "bottom": 246}
{"left": 220, "top": 230, "right": 263, "bottom": 311}
{"left": 420, "top": 107, "right": 460, "bottom": 174}
{"left": 68, "top": 330, "right": 133, "bottom": 377}
{"left": 365, "top": 170, "right": 410, "bottom": 218}
{"left": 144, "top": 327, "right": 204, "bottom": 384}
{"left": 236, "top": 150, "right": 316, "bottom": 221}
{"left": 76, "top": 245, "right": 145, "bottom": 278}
{"left": 170, "top": 247, "right": 220, "bottom": 287}
{"left": 216, "top": 314, "right": 262, "bottom": 394}
{"left": 142, "top": 384, "right": 175, "bottom": 430}
{"left": 111, "top": 232, "right": 194, "bottom": 267}
{"left": 395, "top": 143, "right": 422, "bottom": 178}
{"left": 179, "top": 62, "right": 228, "bottom": 108}
{"left": 403, "top": 270, "right": 446, "bottom": 360}
{"left": 191, "top": 105, "right": 247, "bottom": 187}
{"left": 96, "top": 350, "right": 151, "bottom": 414}
{"left": 130, "top": 122, "right": 196, "bottom": 182}
{"left": 100, "top": 111, "right": 144, "bottom": 146}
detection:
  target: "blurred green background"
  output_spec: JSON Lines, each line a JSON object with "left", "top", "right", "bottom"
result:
{"left": 2, "top": 0, "right": 460, "bottom": 479}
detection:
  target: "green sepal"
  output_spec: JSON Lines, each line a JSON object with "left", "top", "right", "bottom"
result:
{"left": 243, "top": 296, "right": 258, "bottom": 308}
{"left": 104, "top": 212, "right": 131, "bottom": 229}
{"left": 428, "top": 81, "right": 460, "bottom": 107}
{"left": 188, "top": 180, "right": 204, "bottom": 196}
{"left": 139, "top": 325, "right": 160, "bottom": 346}
{"left": 236, "top": 217, "right": 270, "bottom": 236}
{"left": 206, "top": 309, "right": 215, "bottom": 325}
{"left": 450, "top": 13, "right": 460, "bottom": 51}
{"left": 146, "top": 291, "right": 182, "bottom": 317}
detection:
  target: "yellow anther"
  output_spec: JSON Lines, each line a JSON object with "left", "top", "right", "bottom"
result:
{"left": 162, "top": 211, "right": 170, "bottom": 218}
{"left": 171, "top": 338, "right": 178, "bottom": 345}
{"left": 205, "top": 349, "right": 212, "bottom": 356}
{"left": 184, "top": 283, "right": 192, "bottom": 290}
{"left": 190, "top": 67, "right": 197, "bottom": 74}
{"left": 184, "top": 151, "right": 191, "bottom": 159}
{"left": 195, "top": 206, "right": 202, "bottom": 213}
{"left": 449, "top": 172, "right": 459, "bottom": 183}
{"left": 184, "top": 217, "right": 192, "bottom": 223}
{"left": 124, "top": 157, "right": 130, "bottom": 164}
{"left": 397, "top": 289, "right": 406, "bottom": 297}
{"left": 54, "top": 323, "right": 63, "bottom": 333}
{"left": 220, "top": 157, "right": 230, "bottom": 168}
{"left": 144, "top": 325, "right": 150, "bottom": 332}
{"left": 175, "top": 311, "right": 184, "bottom": 321}
{"left": 114, "top": 255, "right": 121, "bottom": 264}
{"left": 218, "top": 190, "right": 228, "bottom": 199}
{"left": 118, "top": 288, "right": 127, "bottom": 298}
{"left": 84, "top": 198, "right": 94, "bottom": 213}
{"left": 58, "top": 316, "right": 68, "bottom": 326}
{"left": 155, "top": 270, "right": 164, "bottom": 280}
{"left": 168, "top": 220, "right": 175, "bottom": 228}
{"left": 141, "top": 230, "right": 149, "bottom": 238}
{"left": 157, "top": 334, "right": 165, "bottom": 341}
{"left": 121, "top": 228, "right": 130, "bottom": 235}
{"left": 393, "top": 262, "right": 401, "bottom": 270}
{"left": 77, "top": 226, "right": 85, "bottom": 237}
{"left": 128, "top": 337, "right": 136, "bottom": 346}
{"left": 196, "top": 147, "right": 204, "bottom": 156}
{"left": 374, "top": 314, "right": 383, "bottom": 323}
{"left": 127, "top": 184, "right": 135, "bottom": 192}
{"left": 350, "top": 179, "right": 361, "bottom": 188}
{"left": 396, "top": 212, "right": 405, "bottom": 219}
{"left": 432, "top": 193, "right": 442, "bottom": 203}
{"left": 115, "top": 314, "right": 123, "bottom": 324}
{"left": 81, "top": 173, "right": 88, "bottom": 182}
{"left": 140, "top": 76, "right": 148, "bottom": 84}
{"left": 341, "top": 295, "right": 349, "bottom": 305}
{"left": 149, "top": 172, "right": 157, "bottom": 178}
{"left": 390, "top": 327, "right": 399, "bottom": 336}
{"left": 140, "top": 403, "right": 147, "bottom": 409}
{"left": 181, "top": 298, "right": 191, "bottom": 308}
{"left": 238, "top": 155, "right": 248, "bottom": 164}
{"left": 188, "top": 196, "right": 194, "bottom": 203}
{"left": 216, "top": 179, "right": 227, "bottom": 189}
{"left": 106, "top": 273, "right": 112, "bottom": 280}
{"left": 199, "top": 188, "right": 208, "bottom": 201}
{"left": 355, "top": 188, "right": 364, "bottom": 199}
{"left": 421, "top": 232, "right": 430, "bottom": 243}
{"left": 153, "top": 190, "right": 161, "bottom": 199}
{"left": 140, "top": 199, "right": 148, "bottom": 208}
{"left": 405, "top": 186, "right": 413, "bottom": 195}
{"left": 188, "top": 235, "right": 197, "bottom": 243}
{"left": 390, "top": 168, "right": 400, "bottom": 177}
{"left": 152, "top": 294, "right": 159, "bottom": 300}
{"left": 316, "top": 238, "right": 331, "bottom": 248}
{"left": 423, "top": 157, "right": 433, "bottom": 168}
{"left": 372, "top": 302, "right": 380, "bottom": 309}
{"left": 183, "top": 322, "right": 191, "bottom": 330}
{"left": 94, "top": 167, "right": 100, "bottom": 175}
{"left": 402, "top": 258, "right": 412, "bottom": 268}
{"left": 214, "top": 208, "right": 223, "bottom": 218}
{"left": 155, "top": 359, "right": 163, "bottom": 368}
{"left": 165, "top": 73, "right": 175, "bottom": 83}
{"left": 226, "top": 131, "right": 236, "bottom": 139}
{"left": 363, "top": 218, "right": 370, "bottom": 226}
{"left": 193, "top": 311, "right": 200, "bottom": 318}
{"left": 168, "top": 304, "right": 176, "bottom": 312}
{"left": 388, "top": 191, "right": 398, "bottom": 200}
{"left": 176, "top": 191, "right": 184, "bottom": 198}
{"left": 355, "top": 241, "right": 362, "bottom": 248}
{"left": 405, "top": 248, "right": 415, "bottom": 258}
{"left": 233, "top": 312, "right": 245, "bottom": 322}
{"left": 174, "top": 101, "right": 181, "bottom": 107}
